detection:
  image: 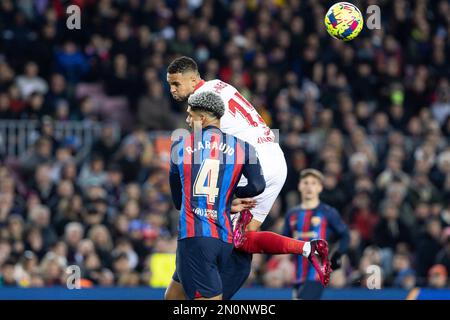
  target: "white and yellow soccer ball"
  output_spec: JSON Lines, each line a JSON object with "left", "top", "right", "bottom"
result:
{"left": 324, "top": 2, "right": 364, "bottom": 41}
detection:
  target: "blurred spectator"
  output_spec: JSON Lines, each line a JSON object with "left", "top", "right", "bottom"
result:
{"left": 415, "top": 218, "right": 444, "bottom": 284}
{"left": 347, "top": 190, "right": 379, "bottom": 246}
{"left": 137, "top": 82, "right": 179, "bottom": 130}
{"left": 0, "top": 260, "right": 17, "bottom": 287}
{"left": 64, "top": 222, "right": 84, "bottom": 263}
{"left": 427, "top": 264, "right": 448, "bottom": 289}
{"left": 19, "top": 138, "right": 53, "bottom": 178}
{"left": 27, "top": 205, "right": 57, "bottom": 249}
{"left": 319, "top": 172, "right": 347, "bottom": 212}
{"left": 329, "top": 269, "right": 347, "bottom": 289}
{"left": 435, "top": 228, "right": 450, "bottom": 274}
{"left": 78, "top": 155, "right": 108, "bottom": 189}
{"left": 431, "top": 79, "right": 450, "bottom": 126}
{"left": 392, "top": 253, "right": 416, "bottom": 289}
{"left": 44, "top": 73, "right": 70, "bottom": 114}
{"left": 15, "top": 61, "right": 48, "bottom": 99}
{"left": 116, "top": 137, "right": 143, "bottom": 184}
{"left": 262, "top": 255, "right": 295, "bottom": 288}
{"left": 90, "top": 123, "right": 120, "bottom": 163}
{"left": 373, "top": 202, "right": 413, "bottom": 251}
{"left": 104, "top": 54, "right": 138, "bottom": 105}
{"left": 31, "top": 163, "right": 56, "bottom": 205}
{"left": 54, "top": 41, "right": 90, "bottom": 85}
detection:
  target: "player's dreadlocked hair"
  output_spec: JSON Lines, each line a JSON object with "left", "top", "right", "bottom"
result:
{"left": 167, "top": 56, "right": 198, "bottom": 74}
{"left": 188, "top": 91, "right": 225, "bottom": 119}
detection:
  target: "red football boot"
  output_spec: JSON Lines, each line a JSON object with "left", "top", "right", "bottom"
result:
{"left": 308, "top": 239, "right": 332, "bottom": 287}
{"left": 233, "top": 209, "right": 253, "bottom": 248}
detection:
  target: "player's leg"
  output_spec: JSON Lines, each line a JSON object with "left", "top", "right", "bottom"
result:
{"left": 234, "top": 153, "right": 308, "bottom": 255}
{"left": 177, "top": 237, "right": 232, "bottom": 300}
{"left": 164, "top": 272, "right": 187, "bottom": 300}
{"left": 237, "top": 217, "right": 309, "bottom": 256}
{"left": 236, "top": 208, "right": 331, "bottom": 286}
{"left": 220, "top": 148, "right": 294, "bottom": 299}
{"left": 234, "top": 148, "right": 331, "bottom": 285}
{"left": 233, "top": 146, "right": 289, "bottom": 248}
{"left": 236, "top": 214, "right": 331, "bottom": 286}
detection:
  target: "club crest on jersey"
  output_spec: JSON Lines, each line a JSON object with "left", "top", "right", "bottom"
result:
{"left": 311, "top": 216, "right": 322, "bottom": 227}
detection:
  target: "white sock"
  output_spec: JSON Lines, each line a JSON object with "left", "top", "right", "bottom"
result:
{"left": 302, "top": 242, "right": 311, "bottom": 257}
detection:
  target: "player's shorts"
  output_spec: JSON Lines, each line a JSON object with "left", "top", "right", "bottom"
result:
{"left": 220, "top": 249, "right": 253, "bottom": 300}
{"left": 172, "top": 247, "right": 252, "bottom": 300}
{"left": 173, "top": 237, "right": 233, "bottom": 299}
{"left": 293, "top": 281, "right": 324, "bottom": 300}
{"left": 237, "top": 143, "right": 287, "bottom": 223}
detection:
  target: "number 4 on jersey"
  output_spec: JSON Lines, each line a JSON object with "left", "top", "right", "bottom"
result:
{"left": 193, "top": 159, "right": 220, "bottom": 204}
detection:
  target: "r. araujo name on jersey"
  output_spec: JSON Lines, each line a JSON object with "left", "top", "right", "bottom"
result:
{"left": 185, "top": 139, "right": 235, "bottom": 157}
{"left": 194, "top": 79, "right": 276, "bottom": 147}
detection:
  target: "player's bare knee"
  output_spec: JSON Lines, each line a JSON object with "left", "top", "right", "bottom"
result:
{"left": 165, "top": 288, "right": 185, "bottom": 300}
{"left": 165, "top": 281, "right": 186, "bottom": 300}
{"left": 164, "top": 287, "right": 174, "bottom": 300}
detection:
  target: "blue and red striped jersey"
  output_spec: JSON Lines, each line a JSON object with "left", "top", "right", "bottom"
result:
{"left": 283, "top": 202, "right": 349, "bottom": 284}
{"left": 170, "top": 126, "right": 265, "bottom": 244}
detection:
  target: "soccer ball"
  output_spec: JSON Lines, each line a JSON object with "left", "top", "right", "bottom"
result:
{"left": 324, "top": 2, "right": 364, "bottom": 41}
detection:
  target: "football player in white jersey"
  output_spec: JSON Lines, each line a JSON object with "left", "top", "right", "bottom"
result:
{"left": 164, "top": 56, "right": 330, "bottom": 300}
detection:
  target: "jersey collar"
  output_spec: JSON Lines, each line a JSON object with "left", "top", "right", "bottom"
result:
{"left": 193, "top": 79, "right": 205, "bottom": 93}
{"left": 203, "top": 125, "right": 220, "bottom": 131}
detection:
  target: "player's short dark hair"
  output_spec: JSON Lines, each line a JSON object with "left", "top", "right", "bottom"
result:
{"left": 167, "top": 56, "right": 198, "bottom": 74}
{"left": 300, "top": 168, "right": 324, "bottom": 184}
{"left": 188, "top": 91, "right": 225, "bottom": 119}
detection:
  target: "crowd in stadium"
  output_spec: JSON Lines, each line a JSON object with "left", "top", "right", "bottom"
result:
{"left": 0, "top": 0, "right": 449, "bottom": 290}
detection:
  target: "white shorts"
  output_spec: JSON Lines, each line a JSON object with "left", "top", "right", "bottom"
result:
{"left": 237, "top": 143, "right": 287, "bottom": 223}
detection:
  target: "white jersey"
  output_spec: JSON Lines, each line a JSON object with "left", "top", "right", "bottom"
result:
{"left": 194, "top": 79, "right": 276, "bottom": 149}
{"left": 194, "top": 79, "right": 287, "bottom": 223}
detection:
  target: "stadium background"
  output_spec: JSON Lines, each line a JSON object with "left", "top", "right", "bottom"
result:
{"left": 0, "top": 0, "right": 449, "bottom": 299}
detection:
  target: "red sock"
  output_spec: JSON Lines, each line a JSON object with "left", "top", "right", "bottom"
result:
{"left": 236, "top": 231, "right": 306, "bottom": 255}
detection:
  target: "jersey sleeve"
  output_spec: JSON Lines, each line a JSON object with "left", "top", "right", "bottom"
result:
{"left": 234, "top": 142, "right": 266, "bottom": 198}
{"left": 327, "top": 207, "right": 350, "bottom": 255}
{"left": 282, "top": 211, "right": 293, "bottom": 237}
{"left": 169, "top": 139, "right": 183, "bottom": 210}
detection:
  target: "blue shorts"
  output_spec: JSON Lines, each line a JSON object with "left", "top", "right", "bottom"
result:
{"left": 293, "top": 281, "right": 324, "bottom": 300}
{"left": 220, "top": 249, "right": 252, "bottom": 300}
{"left": 173, "top": 246, "right": 252, "bottom": 300}
{"left": 174, "top": 237, "right": 233, "bottom": 299}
